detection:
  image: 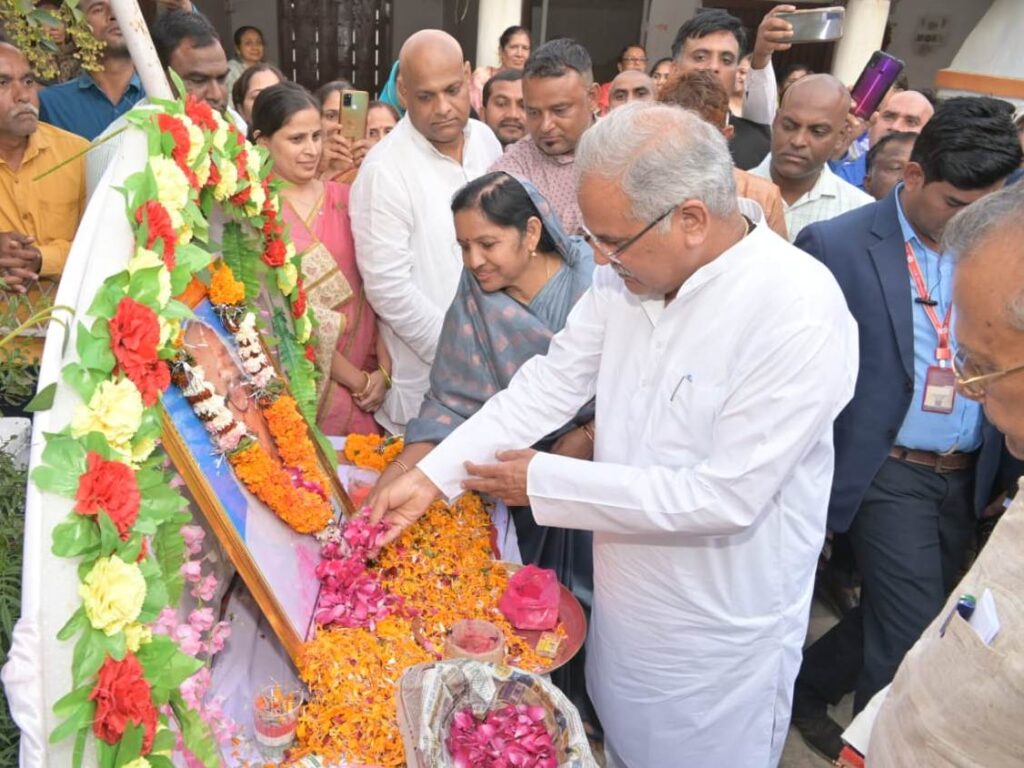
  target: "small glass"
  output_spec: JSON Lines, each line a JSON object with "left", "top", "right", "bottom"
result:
{"left": 253, "top": 683, "right": 303, "bottom": 759}
{"left": 444, "top": 619, "right": 506, "bottom": 664}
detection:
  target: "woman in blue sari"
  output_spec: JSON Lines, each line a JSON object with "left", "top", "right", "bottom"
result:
{"left": 374, "top": 171, "right": 597, "bottom": 723}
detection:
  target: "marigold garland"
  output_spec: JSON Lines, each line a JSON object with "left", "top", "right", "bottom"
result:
{"left": 226, "top": 442, "right": 333, "bottom": 534}
{"left": 263, "top": 395, "right": 331, "bottom": 495}
{"left": 343, "top": 433, "right": 404, "bottom": 472}
{"left": 208, "top": 262, "right": 245, "bottom": 306}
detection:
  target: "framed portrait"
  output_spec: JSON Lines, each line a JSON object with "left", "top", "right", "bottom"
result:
{"left": 161, "top": 297, "right": 354, "bottom": 663}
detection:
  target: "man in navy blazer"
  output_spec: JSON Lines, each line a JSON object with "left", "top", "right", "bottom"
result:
{"left": 789, "top": 97, "right": 1024, "bottom": 761}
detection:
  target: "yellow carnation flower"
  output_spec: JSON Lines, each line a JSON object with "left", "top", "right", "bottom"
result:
{"left": 80, "top": 555, "right": 146, "bottom": 636}
{"left": 276, "top": 262, "right": 298, "bottom": 294}
{"left": 150, "top": 155, "right": 191, "bottom": 214}
{"left": 71, "top": 379, "right": 144, "bottom": 462}
{"left": 122, "top": 758, "right": 151, "bottom": 768}
{"left": 131, "top": 437, "right": 157, "bottom": 465}
{"left": 213, "top": 159, "right": 239, "bottom": 201}
{"left": 127, "top": 248, "right": 171, "bottom": 307}
{"left": 124, "top": 622, "right": 153, "bottom": 653}
{"left": 182, "top": 116, "right": 205, "bottom": 166}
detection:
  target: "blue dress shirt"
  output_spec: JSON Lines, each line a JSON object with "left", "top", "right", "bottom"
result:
{"left": 893, "top": 184, "right": 983, "bottom": 452}
{"left": 39, "top": 71, "right": 145, "bottom": 141}
{"left": 833, "top": 153, "right": 867, "bottom": 191}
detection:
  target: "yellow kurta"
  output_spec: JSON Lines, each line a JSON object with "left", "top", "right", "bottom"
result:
{"left": 0, "top": 121, "right": 87, "bottom": 362}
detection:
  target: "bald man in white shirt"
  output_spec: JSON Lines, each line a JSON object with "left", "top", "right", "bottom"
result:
{"left": 350, "top": 30, "right": 502, "bottom": 433}
{"left": 371, "top": 102, "right": 858, "bottom": 767}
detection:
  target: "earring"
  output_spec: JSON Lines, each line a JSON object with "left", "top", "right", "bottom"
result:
{"left": 529, "top": 249, "right": 536, "bottom": 260}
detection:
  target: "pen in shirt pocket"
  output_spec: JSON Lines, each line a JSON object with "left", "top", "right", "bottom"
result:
{"left": 670, "top": 374, "right": 693, "bottom": 401}
{"left": 938, "top": 593, "right": 976, "bottom": 637}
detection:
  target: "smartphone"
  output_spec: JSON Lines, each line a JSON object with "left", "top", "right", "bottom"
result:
{"left": 850, "top": 51, "right": 906, "bottom": 120}
{"left": 339, "top": 90, "right": 369, "bottom": 140}
{"left": 774, "top": 6, "right": 845, "bottom": 44}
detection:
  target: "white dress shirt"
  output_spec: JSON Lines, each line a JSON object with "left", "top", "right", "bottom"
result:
{"left": 751, "top": 154, "right": 873, "bottom": 242}
{"left": 419, "top": 212, "right": 859, "bottom": 767}
{"left": 742, "top": 59, "right": 778, "bottom": 126}
{"left": 350, "top": 116, "right": 502, "bottom": 433}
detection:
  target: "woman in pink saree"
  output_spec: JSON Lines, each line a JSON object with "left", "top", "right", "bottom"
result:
{"left": 253, "top": 82, "right": 388, "bottom": 436}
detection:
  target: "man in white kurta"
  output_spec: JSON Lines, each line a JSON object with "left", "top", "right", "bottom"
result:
{"left": 373, "top": 103, "right": 859, "bottom": 767}
{"left": 350, "top": 30, "right": 502, "bottom": 433}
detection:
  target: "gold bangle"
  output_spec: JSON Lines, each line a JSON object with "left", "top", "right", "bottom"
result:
{"left": 357, "top": 371, "right": 372, "bottom": 397}
{"left": 379, "top": 365, "right": 393, "bottom": 390}
{"left": 582, "top": 424, "right": 595, "bottom": 442}
{"left": 392, "top": 458, "right": 410, "bottom": 474}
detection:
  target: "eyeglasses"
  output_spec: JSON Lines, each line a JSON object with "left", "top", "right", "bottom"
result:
{"left": 951, "top": 347, "right": 1024, "bottom": 399}
{"left": 579, "top": 204, "right": 677, "bottom": 267}
{"left": 622, "top": 56, "right": 648, "bottom": 64}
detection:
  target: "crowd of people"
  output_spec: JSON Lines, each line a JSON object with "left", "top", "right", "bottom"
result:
{"left": 3, "top": 1, "right": 1024, "bottom": 766}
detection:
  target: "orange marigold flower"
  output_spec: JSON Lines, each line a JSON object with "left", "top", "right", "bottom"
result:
{"left": 227, "top": 443, "right": 332, "bottom": 534}
{"left": 209, "top": 262, "right": 246, "bottom": 306}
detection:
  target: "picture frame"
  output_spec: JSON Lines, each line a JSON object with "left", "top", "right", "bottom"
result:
{"left": 160, "top": 296, "right": 354, "bottom": 663}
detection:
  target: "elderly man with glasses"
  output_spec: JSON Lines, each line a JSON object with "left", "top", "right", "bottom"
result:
{"left": 369, "top": 101, "right": 859, "bottom": 767}
{"left": 860, "top": 181, "right": 1024, "bottom": 767}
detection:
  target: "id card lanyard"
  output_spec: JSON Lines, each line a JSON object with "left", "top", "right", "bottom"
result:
{"left": 906, "top": 243, "right": 956, "bottom": 414}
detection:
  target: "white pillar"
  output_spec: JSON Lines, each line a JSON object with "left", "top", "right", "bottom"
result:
{"left": 475, "top": 0, "right": 523, "bottom": 69}
{"left": 831, "top": 0, "right": 892, "bottom": 86}
{"left": 109, "top": 0, "right": 173, "bottom": 99}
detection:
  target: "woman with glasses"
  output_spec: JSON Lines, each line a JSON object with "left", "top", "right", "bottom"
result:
{"left": 373, "top": 171, "right": 597, "bottom": 721}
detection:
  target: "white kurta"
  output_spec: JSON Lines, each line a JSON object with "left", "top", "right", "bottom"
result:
{"left": 350, "top": 116, "right": 502, "bottom": 433}
{"left": 419, "top": 216, "right": 859, "bottom": 767}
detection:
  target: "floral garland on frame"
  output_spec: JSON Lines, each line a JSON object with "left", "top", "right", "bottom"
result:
{"left": 33, "top": 89, "right": 323, "bottom": 768}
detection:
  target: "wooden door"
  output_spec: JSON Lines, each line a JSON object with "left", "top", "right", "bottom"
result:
{"left": 278, "top": 0, "right": 393, "bottom": 94}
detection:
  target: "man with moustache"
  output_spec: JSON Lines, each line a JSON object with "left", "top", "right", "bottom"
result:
{"left": 491, "top": 38, "right": 596, "bottom": 234}
{"left": 867, "top": 181, "right": 1024, "bottom": 767}
{"left": 369, "top": 102, "right": 858, "bottom": 768}
{"left": 0, "top": 42, "right": 87, "bottom": 414}
{"left": 751, "top": 74, "right": 872, "bottom": 242}
{"left": 351, "top": 30, "right": 502, "bottom": 434}
{"left": 480, "top": 69, "right": 525, "bottom": 149}
{"left": 863, "top": 131, "right": 917, "bottom": 201}
{"left": 38, "top": 0, "right": 145, "bottom": 140}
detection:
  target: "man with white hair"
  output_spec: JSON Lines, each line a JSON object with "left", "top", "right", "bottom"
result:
{"left": 371, "top": 102, "right": 859, "bottom": 767}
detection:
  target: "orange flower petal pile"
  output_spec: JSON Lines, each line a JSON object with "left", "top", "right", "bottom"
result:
{"left": 209, "top": 262, "right": 246, "bottom": 306}
{"left": 294, "top": 492, "right": 561, "bottom": 766}
{"left": 227, "top": 442, "right": 332, "bottom": 534}
{"left": 343, "top": 434, "right": 404, "bottom": 473}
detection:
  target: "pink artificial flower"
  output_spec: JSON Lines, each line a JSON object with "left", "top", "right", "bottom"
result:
{"left": 187, "top": 607, "right": 215, "bottom": 633}
{"left": 207, "top": 621, "right": 231, "bottom": 654}
{"left": 173, "top": 623, "right": 204, "bottom": 656}
{"left": 180, "top": 525, "right": 206, "bottom": 555}
{"left": 191, "top": 572, "right": 218, "bottom": 602}
{"left": 153, "top": 606, "right": 179, "bottom": 636}
{"left": 179, "top": 667, "right": 211, "bottom": 711}
{"left": 180, "top": 560, "right": 202, "bottom": 583}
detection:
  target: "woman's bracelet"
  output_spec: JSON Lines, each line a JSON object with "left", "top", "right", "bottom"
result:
{"left": 357, "top": 371, "right": 372, "bottom": 397}
{"left": 392, "top": 458, "right": 410, "bottom": 474}
{"left": 379, "top": 365, "right": 393, "bottom": 390}
{"left": 581, "top": 423, "right": 595, "bottom": 442}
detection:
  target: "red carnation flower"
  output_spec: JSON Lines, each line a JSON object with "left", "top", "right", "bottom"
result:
{"left": 207, "top": 160, "right": 221, "bottom": 189}
{"left": 292, "top": 285, "right": 307, "bottom": 318}
{"left": 133, "top": 200, "right": 177, "bottom": 270}
{"left": 156, "top": 113, "right": 190, "bottom": 167}
{"left": 110, "top": 297, "right": 171, "bottom": 405}
{"left": 262, "top": 238, "right": 287, "bottom": 268}
{"left": 230, "top": 185, "right": 252, "bottom": 207}
{"left": 89, "top": 654, "right": 158, "bottom": 754}
{"left": 305, "top": 345, "right": 316, "bottom": 363}
{"left": 184, "top": 94, "right": 216, "bottom": 130}
{"left": 75, "top": 452, "right": 140, "bottom": 538}
{"left": 235, "top": 149, "right": 249, "bottom": 177}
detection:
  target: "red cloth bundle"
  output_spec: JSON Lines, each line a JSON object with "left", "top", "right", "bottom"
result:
{"left": 498, "top": 565, "right": 559, "bottom": 631}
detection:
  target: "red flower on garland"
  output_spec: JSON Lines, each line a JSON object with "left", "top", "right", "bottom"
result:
{"left": 184, "top": 94, "right": 217, "bottom": 131}
{"left": 305, "top": 345, "right": 316, "bottom": 363}
{"left": 110, "top": 297, "right": 171, "bottom": 405}
{"left": 292, "top": 283, "right": 307, "bottom": 318}
{"left": 75, "top": 452, "right": 140, "bottom": 538}
{"left": 229, "top": 185, "right": 252, "bottom": 207}
{"left": 89, "top": 654, "right": 158, "bottom": 754}
{"left": 262, "top": 238, "right": 287, "bottom": 268}
{"left": 207, "top": 159, "right": 221, "bottom": 189}
{"left": 156, "top": 113, "right": 189, "bottom": 167}
{"left": 235, "top": 148, "right": 249, "bottom": 177}
{"left": 133, "top": 200, "right": 177, "bottom": 270}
